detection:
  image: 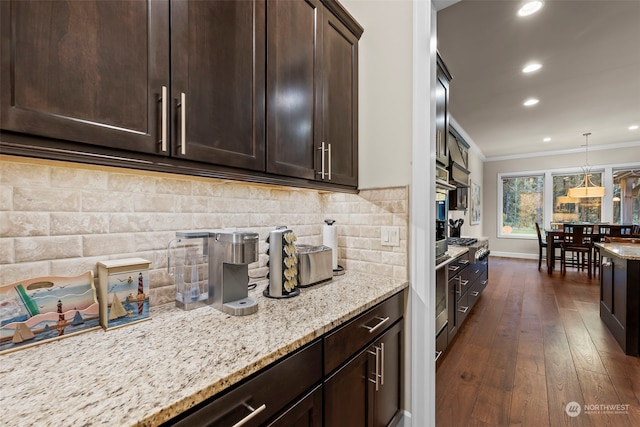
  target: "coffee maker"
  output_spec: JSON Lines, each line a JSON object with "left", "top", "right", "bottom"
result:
{"left": 209, "top": 230, "right": 260, "bottom": 316}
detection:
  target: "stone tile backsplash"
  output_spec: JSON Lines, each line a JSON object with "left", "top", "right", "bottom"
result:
{"left": 0, "top": 156, "right": 408, "bottom": 306}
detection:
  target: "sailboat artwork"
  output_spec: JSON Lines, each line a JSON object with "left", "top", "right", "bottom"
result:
{"left": 0, "top": 271, "right": 101, "bottom": 355}
{"left": 97, "top": 258, "right": 152, "bottom": 330}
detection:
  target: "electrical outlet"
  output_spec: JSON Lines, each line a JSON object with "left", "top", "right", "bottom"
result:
{"left": 381, "top": 226, "right": 400, "bottom": 247}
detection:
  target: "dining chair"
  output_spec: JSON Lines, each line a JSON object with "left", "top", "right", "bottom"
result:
{"left": 535, "top": 222, "right": 547, "bottom": 271}
{"left": 561, "top": 224, "right": 594, "bottom": 278}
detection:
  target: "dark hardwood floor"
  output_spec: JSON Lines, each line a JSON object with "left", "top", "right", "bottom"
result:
{"left": 436, "top": 257, "right": 640, "bottom": 427}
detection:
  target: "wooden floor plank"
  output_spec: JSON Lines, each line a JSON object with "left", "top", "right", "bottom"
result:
{"left": 436, "top": 257, "right": 640, "bottom": 427}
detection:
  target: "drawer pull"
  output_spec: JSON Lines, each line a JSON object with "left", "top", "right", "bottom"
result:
{"left": 448, "top": 265, "right": 460, "bottom": 272}
{"left": 232, "top": 403, "right": 267, "bottom": 427}
{"left": 363, "top": 316, "right": 390, "bottom": 334}
{"left": 368, "top": 346, "right": 381, "bottom": 391}
{"left": 458, "top": 306, "right": 469, "bottom": 314}
{"left": 460, "top": 279, "right": 469, "bottom": 287}
{"left": 435, "top": 350, "right": 443, "bottom": 362}
{"left": 471, "top": 291, "right": 479, "bottom": 297}
{"left": 481, "top": 280, "right": 488, "bottom": 285}
{"left": 460, "top": 259, "right": 470, "bottom": 265}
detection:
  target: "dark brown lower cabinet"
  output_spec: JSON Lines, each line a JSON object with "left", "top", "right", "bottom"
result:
{"left": 163, "top": 340, "right": 323, "bottom": 427}
{"left": 600, "top": 253, "right": 640, "bottom": 356}
{"left": 324, "top": 317, "right": 403, "bottom": 427}
{"left": 162, "top": 290, "right": 405, "bottom": 427}
{"left": 267, "top": 385, "right": 323, "bottom": 427}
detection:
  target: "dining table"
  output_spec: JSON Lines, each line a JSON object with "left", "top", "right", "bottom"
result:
{"left": 545, "top": 224, "right": 639, "bottom": 274}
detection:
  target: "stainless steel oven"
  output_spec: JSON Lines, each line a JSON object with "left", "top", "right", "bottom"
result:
{"left": 436, "top": 262, "right": 448, "bottom": 334}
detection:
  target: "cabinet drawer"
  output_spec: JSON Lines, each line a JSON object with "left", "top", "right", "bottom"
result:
{"left": 324, "top": 291, "right": 404, "bottom": 374}
{"left": 166, "top": 339, "right": 322, "bottom": 427}
{"left": 447, "top": 252, "right": 469, "bottom": 278}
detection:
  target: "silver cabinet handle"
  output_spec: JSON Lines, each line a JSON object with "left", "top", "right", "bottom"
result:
{"left": 327, "top": 143, "right": 332, "bottom": 180}
{"left": 177, "top": 92, "right": 186, "bottom": 155}
{"left": 460, "top": 279, "right": 469, "bottom": 287}
{"left": 458, "top": 306, "right": 469, "bottom": 314}
{"left": 460, "top": 259, "right": 470, "bottom": 265}
{"left": 160, "top": 86, "right": 167, "bottom": 152}
{"left": 317, "top": 142, "right": 325, "bottom": 179}
{"left": 363, "top": 316, "right": 390, "bottom": 334}
{"left": 435, "top": 350, "right": 443, "bottom": 362}
{"left": 449, "top": 265, "right": 460, "bottom": 272}
{"left": 481, "top": 280, "right": 488, "bottom": 285}
{"left": 380, "top": 342, "right": 385, "bottom": 386}
{"left": 231, "top": 403, "right": 266, "bottom": 427}
{"left": 471, "top": 291, "right": 479, "bottom": 297}
{"left": 318, "top": 142, "right": 330, "bottom": 179}
{"left": 367, "top": 346, "right": 380, "bottom": 391}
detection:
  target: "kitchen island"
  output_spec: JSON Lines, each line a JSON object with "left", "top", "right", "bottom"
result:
{"left": 0, "top": 272, "right": 407, "bottom": 426}
{"left": 596, "top": 241, "right": 640, "bottom": 356}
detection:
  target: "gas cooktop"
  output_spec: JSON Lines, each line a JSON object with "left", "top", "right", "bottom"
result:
{"left": 447, "top": 237, "right": 478, "bottom": 246}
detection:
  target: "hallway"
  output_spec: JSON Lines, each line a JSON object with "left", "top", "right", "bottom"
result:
{"left": 436, "top": 257, "right": 640, "bottom": 426}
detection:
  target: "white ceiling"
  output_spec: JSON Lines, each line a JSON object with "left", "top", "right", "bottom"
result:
{"left": 436, "top": 0, "right": 640, "bottom": 160}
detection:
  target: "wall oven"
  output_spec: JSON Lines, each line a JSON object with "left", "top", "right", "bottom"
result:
{"left": 436, "top": 166, "right": 455, "bottom": 260}
{"left": 435, "top": 263, "right": 448, "bottom": 335}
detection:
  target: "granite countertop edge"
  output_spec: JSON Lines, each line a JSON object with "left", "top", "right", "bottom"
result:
{"left": 594, "top": 242, "right": 640, "bottom": 260}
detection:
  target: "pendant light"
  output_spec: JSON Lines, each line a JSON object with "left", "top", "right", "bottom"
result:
{"left": 567, "top": 132, "right": 605, "bottom": 198}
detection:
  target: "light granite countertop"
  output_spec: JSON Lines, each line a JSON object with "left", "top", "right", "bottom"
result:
{"left": 595, "top": 242, "right": 640, "bottom": 261}
{"left": 436, "top": 246, "right": 469, "bottom": 270}
{"left": 0, "top": 272, "right": 407, "bottom": 427}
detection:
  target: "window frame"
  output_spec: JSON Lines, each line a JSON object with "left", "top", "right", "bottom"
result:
{"left": 497, "top": 171, "right": 546, "bottom": 239}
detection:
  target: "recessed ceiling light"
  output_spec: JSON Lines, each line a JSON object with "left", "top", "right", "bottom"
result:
{"left": 523, "top": 98, "right": 539, "bottom": 106}
{"left": 518, "top": 1, "right": 543, "bottom": 17}
{"left": 522, "top": 63, "right": 542, "bottom": 73}
{"left": 630, "top": 125, "right": 639, "bottom": 130}
{"left": 543, "top": 137, "right": 551, "bottom": 142}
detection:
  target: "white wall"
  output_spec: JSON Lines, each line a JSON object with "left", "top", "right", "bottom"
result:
{"left": 342, "top": 0, "right": 414, "bottom": 189}
{"left": 342, "top": 1, "right": 436, "bottom": 425}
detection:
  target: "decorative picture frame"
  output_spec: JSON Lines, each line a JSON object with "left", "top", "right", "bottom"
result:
{"left": 97, "top": 258, "right": 151, "bottom": 330}
{"left": 471, "top": 180, "right": 481, "bottom": 225}
{"left": 0, "top": 271, "right": 100, "bottom": 355}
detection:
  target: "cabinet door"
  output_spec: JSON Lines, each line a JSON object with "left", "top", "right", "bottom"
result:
{"left": 373, "top": 321, "right": 403, "bottom": 427}
{"left": 0, "top": 0, "right": 169, "bottom": 154}
{"left": 170, "top": 0, "right": 265, "bottom": 170}
{"left": 266, "top": 385, "right": 323, "bottom": 427}
{"left": 266, "top": 0, "right": 322, "bottom": 180}
{"left": 321, "top": 10, "right": 358, "bottom": 186}
{"left": 324, "top": 346, "right": 372, "bottom": 427}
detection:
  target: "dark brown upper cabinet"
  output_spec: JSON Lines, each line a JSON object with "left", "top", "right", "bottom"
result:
{"left": 266, "top": 0, "right": 322, "bottom": 180}
{"left": 170, "top": 0, "right": 266, "bottom": 170}
{"left": 320, "top": 9, "right": 359, "bottom": 187}
{"left": 266, "top": 0, "right": 360, "bottom": 187}
{"left": 0, "top": 0, "right": 170, "bottom": 155}
{"left": 1, "top": 0, "right": 361, "bottom": 190}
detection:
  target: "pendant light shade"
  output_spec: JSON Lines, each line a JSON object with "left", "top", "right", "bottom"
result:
{"left": 567, "top": 133, "right": 605, "bottom": 198}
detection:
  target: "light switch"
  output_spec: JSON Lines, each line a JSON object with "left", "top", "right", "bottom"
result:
{"left": 381, "top": 226, "right": 400, "bottom": 247}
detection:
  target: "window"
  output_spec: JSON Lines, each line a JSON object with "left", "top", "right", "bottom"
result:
{"left": 552, "top": 172, "right": 602, "bottom": 224}
{"left": 500, "top": 175, "right": 544, "bottom": 236}
{"left": 613, "top": 168, "right": 640, "bottom": 224}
